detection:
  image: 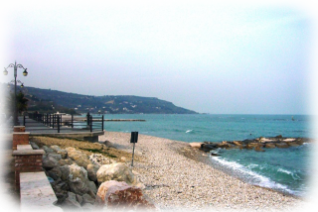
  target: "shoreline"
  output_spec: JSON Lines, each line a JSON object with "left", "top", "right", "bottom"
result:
{"left": 98, "top": 131, "right": 306, "bottom": 211}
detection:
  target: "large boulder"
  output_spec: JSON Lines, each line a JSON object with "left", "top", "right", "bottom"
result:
{"left": 58, "top": 158, "right": 74, "bottom": 166}
{"left": 82, "top": 193, "right": 95, "bottom": 205}
{"left": 42, "top": 145, "right": 54, "bottom": 153}
{"left": 87, "top": 163, "right": 100, "bottom": 182}
{"left": 95, "top": 180, "right": 155, "bottom": 210}
{"left": 68, "top": 163, "right": 88, "bottom": 181}
{"left": 60, "top": 192, "right": 82, "bottom": 209}
{"left": 59, "top": 165, "right": 70, "bottom": 181}
{"left": 96, "top": 163, "right": 136, "bottom": 185}
{"left": 65, "top": 147, "right": 90, "bottom": 167}
{"left": 50, "top": 145, "right": 68, "bottom": 159}
{"left": 46, "top": 166, "right": 62, "bottom": 180}
{"left": 42, "top": 154, "right": 59, "bottom": 170}
{"left": 47, "top": 153, "right": 62, "bottom": 161}
{"left": 69, "top": 177, "right": 90, "bottom": 196}
{"left": 89, "top": 153, "right": 114, "bottom": 166}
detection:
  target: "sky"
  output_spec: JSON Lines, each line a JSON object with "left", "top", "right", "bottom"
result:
{"left": 0, "top": 0, "right": 317, "bottom": 115}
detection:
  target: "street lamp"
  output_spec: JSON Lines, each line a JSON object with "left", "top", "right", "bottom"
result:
{"left": 7, "top": 80, "right": 24, "bottom": 88}
{"left": 3, "top": 61, "right": 28, "bottom": 125}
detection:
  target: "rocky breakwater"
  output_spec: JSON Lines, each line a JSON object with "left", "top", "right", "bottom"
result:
{"left": 195, "top": 135, "right": 313, "bottom": 154}
{"left": 34, "top": 143, "right": 155, "bottom": 211}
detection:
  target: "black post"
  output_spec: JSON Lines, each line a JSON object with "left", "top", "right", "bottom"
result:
{"left": 46, "top": 114, "right": 48, "bottom": 126}
{"left": 131, "top": 142, "right": 136, "bottom": 167}
{"left": 53, "top": 115, "right": 55, "bottom": 128}
{"left": 89, "top": 115, "right": 93, "bottom": 132}
{"left": 57, "top": 115, "right": 60, "bottom": 133}
{"left": 23, "top": 115, "right": 26, "bottom": 126}
{"left": 87, "top": 112, "right": 90, "bottom": 126}
{"left": 102, "top": 115, "right": 104, "bottom": 131}
{"left": 71, "top": 114, "right": 74, "bottom": 128}
{"left": 130, "top": 132, "right": 138, "bottom": 167}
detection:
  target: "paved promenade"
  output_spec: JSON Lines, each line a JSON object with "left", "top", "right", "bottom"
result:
{"left": 0, "top": 120, "right": 20, "bottom": 212}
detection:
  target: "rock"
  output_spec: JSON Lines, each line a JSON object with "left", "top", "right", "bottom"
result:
{"left": 295, "top": 138, "right": 304, "bottom": 145}
{"left": 254, "top": 145, "right": 265, "bottom": 152}
{"left": 233, "top": 141, "right": 243, "bottom": 146}
{"left": 60, "top": 192, "right": 82, "bottom": 208}
{"left": 82, "top": 203, "right": 95, "bottom": 210}
{"left": 42, "top": 154, "right": 59, "bottom": 170}
{"left": 189, "top": 142, "right": 202, "bottom": 148}
{"left": 82, "top": 193, "right": 95, "bottom": 204}
{"left": 218, "top": 141, "right": 230, "bottom": 148}
{"left": 66, "top": 147, "right": 90, "bottom": 167}
{"left": 96, "top": 163, "right": 136, "bottom": 185}
{"left": 51, "top": 179, "right": 70, "bottom": 192}
{"left": 120, "top": 156, "right": 127, "bottom": 162}
{"left": 47, "top": 153, "right": 62, "bottom": 161}
{"left": 59, "top": 165, "right": 70, "bottom": 181}
{"left": 47, "top": 166, "right": 62, "bottom": 180}
{"left": 275, "top": 142, "right": 289, "bottom": 148}
{"left": 89, "top": 153, "right": 114, "bottom": 166}
{"left": 59, "top": 158, "right": 74, "bottom": 166}
{"left": 287, "top": 141, "right": 300, "bottom": 147}
{"left": 87, "top": 163, "right": 100, "bottom": 182}
{"left": 246, "top": 142, "right": 259, "bottom": 149}
{"left": 69, "top": 177, "right": 90, "bottom": 196}
{"left": 265, "top": 143, "right": 276, "bottom": 148}
{"left": 200, "top": 143, "right": 218, "bottom": 152}
{"left": 76, "top": 194, "right": 84, "bottom": 205}
{"left": 54, "top": 191, "right": 68, "bottom": 206}
{"left": 51, "top": 145, "right": 68, "bottom": 159}
{"left": 30, "top": 141, "right": 39, "bottom": 149}
{"left": 95, "top": 180, "right": 155, "bottom": 210}
{"left": 100, "top": 140, "right": 114, "bottom": 147}
{"left": 87, "top": 181, "right": 97, "bottom": 195}
{"left": 68, "top": 163, "right": 88, "bottom": 181}
{"left": 42, "top": 145, "right": 54, "bottom": 153}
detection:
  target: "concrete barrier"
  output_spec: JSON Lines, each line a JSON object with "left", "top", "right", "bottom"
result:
{"left": 20, "top": 172, "right": 62, "bottom": 211}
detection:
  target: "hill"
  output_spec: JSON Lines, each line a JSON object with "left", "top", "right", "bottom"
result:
{"left": 22, "top": 86, "right": 198, "bottom": 114}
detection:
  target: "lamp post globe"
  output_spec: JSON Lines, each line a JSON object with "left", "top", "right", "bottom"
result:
{"left": 3, "top": 68, "right": 8, "bottom": 75}
{"left": 23, "top": 69, "right": 28, "bottom": 76}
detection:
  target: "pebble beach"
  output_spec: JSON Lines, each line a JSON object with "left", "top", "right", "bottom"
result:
{"left": 99, "top": 131, "right": 308, "bottom": 212}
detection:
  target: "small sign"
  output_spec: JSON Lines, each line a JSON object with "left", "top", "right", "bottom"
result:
{"left": 130, "top": 131, "right": 138, "bottom": 143}
{"left": 130, "top": 131, "right": 138, "bottom": 167}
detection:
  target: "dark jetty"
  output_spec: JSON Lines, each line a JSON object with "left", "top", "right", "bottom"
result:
{"left": 200, "top": 135, "right": 313, "bottom": 153}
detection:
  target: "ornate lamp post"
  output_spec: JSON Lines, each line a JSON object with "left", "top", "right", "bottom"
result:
{"left": 3, "top": 61, "right": 28, "bottom": 125}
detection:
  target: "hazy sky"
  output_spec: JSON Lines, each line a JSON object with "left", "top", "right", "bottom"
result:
{"left": 0, "top": 1, "right": 316, "bottom": 114}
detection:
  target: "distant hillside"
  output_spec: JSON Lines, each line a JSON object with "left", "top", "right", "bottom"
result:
{"left": 23, "top": 86, "right": 198, "bottom": 114}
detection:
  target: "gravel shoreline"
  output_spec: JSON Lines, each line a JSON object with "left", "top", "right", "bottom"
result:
{"left": 99, "top": 131, "right": 306, "bottom": 212}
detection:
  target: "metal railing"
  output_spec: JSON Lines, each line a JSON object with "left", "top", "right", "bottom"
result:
{"left": 24, "top": 112, "right": 104, "bottom": 133}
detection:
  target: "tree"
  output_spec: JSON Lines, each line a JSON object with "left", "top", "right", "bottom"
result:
{"left": 8, "top": 91, "right": 29, "bottom": 116}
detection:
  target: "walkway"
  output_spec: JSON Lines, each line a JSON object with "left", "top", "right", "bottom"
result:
{"left": 0, "top": 119, "right": 20, "bottom": 212}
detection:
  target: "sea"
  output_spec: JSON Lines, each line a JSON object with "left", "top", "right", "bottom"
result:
{"left": 89, "top": 114, "right": 314, "bottom": 197}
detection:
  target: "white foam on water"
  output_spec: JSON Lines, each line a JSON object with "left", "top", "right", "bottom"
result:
{"left": 210, "top": 156, "right": 296, "bottom": 195}
{"left": 278, "top": 168, "right": 302, "bottom": 180}
{"left": 247, "top": 163, "right": 259, "bottom": 169}
{"left": 185, "top": 129, "right": 193, "bottom": 133}
{"left": 278, "top": 168, "right": 293, "bottom": 175}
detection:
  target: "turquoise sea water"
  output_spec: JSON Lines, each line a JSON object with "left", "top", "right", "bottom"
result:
{"left": 91, "top": 114, "right": 313, "bottom": 197}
